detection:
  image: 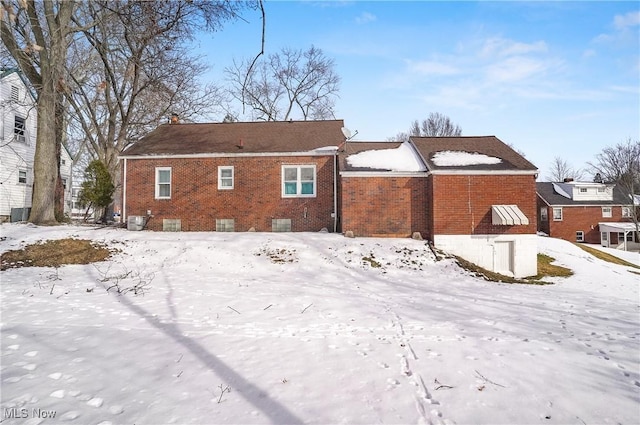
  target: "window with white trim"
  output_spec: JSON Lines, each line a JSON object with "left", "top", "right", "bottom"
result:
{"left": 602, "top": 207, "right": 612, "bottom": 218}
{"left": 18, "top": 169, "right": 27, "bottom": 184}
{"left": 218, "top": 166, "right": 234, "bottom": 190}
{"left": 282, "top": 165, "right": 316, "bottom": 197}
{"left": 552, "top": 207, "right": 563, "bottom": 221}
{"left": 597, "top": 187, "right": 605, "bottom": 193}
{"left": 155, "top": 167, "right": 171, "bottom": 199}
{"left": 576, "top": 231, "right": 584, "bottom": 242}
{"left": 579, "top": 188, "right": 588, "bottom": 193}
{"left": 622, "top": 206, "right": 632, "bottom": 218}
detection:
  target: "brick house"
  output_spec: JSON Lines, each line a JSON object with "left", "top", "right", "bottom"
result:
{"left": 122, "top": 122, "right": 538, "bottom": 277}
{"left": 339, "top": 136, "right": 538, "bottom": 278}
{"left": 537, "top": 180, "right": 638, "bottom": 250}
{"left": 120, "top": 120, "right": 344, "bottom": 232}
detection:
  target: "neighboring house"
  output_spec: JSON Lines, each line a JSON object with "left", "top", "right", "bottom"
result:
{"left": 537, "top": 180, "right": 638, "bottom": 250}
{"left": 340, "top": 136, "right": 538, "bottom": 278}
{"left": 120, "top": 120, "right": 344, "bottom": 232}
{"left": 121, "top": 122, "right": 538, "bottom": 278}
{"left": 0, "top": 68, "right": 73, "bottom": 222}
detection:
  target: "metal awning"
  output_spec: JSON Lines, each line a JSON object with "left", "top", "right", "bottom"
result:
{"left": 599, "top": 222, "right": 638, "bottom": 233}
{"left": 492, "top": 205, "right": 529, "bottom": 226}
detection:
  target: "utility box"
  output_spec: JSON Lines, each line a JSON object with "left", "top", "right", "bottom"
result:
{"left": 127, "top": 215, "right": 145, "bottom": 231}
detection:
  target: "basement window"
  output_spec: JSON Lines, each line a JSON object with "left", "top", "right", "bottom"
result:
{"left": 163, "top": 219, "right": 181, "bottom": 232}
{"left": 576, "top": 231, "right": 584, "bottom": 242}
{"left": 216, "top": 219, "right": 235, "bottom": 232}
{"left": 272, "top": 219, "right": 292, "bottom": 232}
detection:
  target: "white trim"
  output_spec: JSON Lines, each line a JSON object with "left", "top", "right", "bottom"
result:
{"left": 122, "top": 158, "right": 127, "bottom": 219}
{"left": 429, "top": 169, "right": 538, "bottom": 176}
{"left": 340, "top": 171, "right": 428, "bottom": 178}
{"left": 119, "top": 151, "right": 333, "bottom": 160}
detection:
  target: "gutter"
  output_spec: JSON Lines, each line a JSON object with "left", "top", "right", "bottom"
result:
{"left": 122, "top": 158, "right": 127, "bottom": 221}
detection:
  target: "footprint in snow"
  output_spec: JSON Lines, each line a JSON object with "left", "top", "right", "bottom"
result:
{"left": 87, "top": 397, "right": 104, "bottom": 408}
{"left": 50, "top": 390, "right": 65, "bottom": 398}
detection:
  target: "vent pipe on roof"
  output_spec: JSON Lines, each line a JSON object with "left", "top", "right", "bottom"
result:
{"left": 563, "top": 178, "right": 574, "bottom": 183}
{"left": 237, "top": 139, "right": 244, "bottom": 149}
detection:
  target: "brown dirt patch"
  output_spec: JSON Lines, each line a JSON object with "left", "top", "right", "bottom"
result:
{"left": 1, "top": 238, "right": 115, "bottom": 271}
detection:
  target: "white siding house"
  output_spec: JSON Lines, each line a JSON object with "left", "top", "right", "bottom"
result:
{"left": 0, "top": 68, "right": 73, "bottom": 221}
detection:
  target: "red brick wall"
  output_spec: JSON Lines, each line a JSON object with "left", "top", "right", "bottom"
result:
{"left": 123, "top": 156, "right": 336, "bottom": 232}
{"left": 541, "top": 204, "right": 629, "bottom": 243}
{"left": 431, "top": 174, "right": 537, "bottom": 235}
{"left": 340, "top": 176, "right": 428, "bottom": 237}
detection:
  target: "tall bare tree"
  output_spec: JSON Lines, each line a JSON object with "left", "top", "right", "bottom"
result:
{"left": 1, "top": 0, "right": 76, "bottom": 224}
{"left": 390, "top": 112, "right": 462, "bottom": 141}
{"left": 546, "top": 157, "right": 585, "bottom": 182}
{"left": 589, "top": 138, "right": 640, "bottom": 235}
{"left": 65, "top": 1, "right": 247, "bottom": 203}
{"left": 225, "top": 45, "right": 340, "bottom": 121}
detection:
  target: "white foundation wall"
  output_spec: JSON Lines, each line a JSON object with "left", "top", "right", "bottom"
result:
{"left": 433, "top": 234, "right": 538, "bottom": 278}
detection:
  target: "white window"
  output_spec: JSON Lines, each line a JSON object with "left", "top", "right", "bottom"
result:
{"left": 597, "top": 187, "right": 606, "bottom": 193}
{"left": 552, "top": 207, "right": 563, "bottom": 221}
{"left": 622, "top": 206, "right": 632, "bottom": 218}
{"left": 10, "top": 85, "right": 19, "bottom": 101}
{"left": 576, "top": 231, "right": 584, "bottom": 242}
{"left": 602, "top": 207, "right": 612, "bottom": 218}
{"left": 62, "top": 178, "right": 67, "bottom": 189}
{"left": 282, "top": 165, "right": 316, "bottom": 197}
{"left": 218, "top": 166, "right": 234, "bottom": 190}
{"left": 155, "top": 167, "right": 171, "bottom": 199}
{"left": 18, "top": 169, "right": 27, "bottom": 184}
{"left": 540, "top": 207, "right": 548, "bottom": 222}
{"left": 579, "top": 188, "right": 588, "bottom": 193}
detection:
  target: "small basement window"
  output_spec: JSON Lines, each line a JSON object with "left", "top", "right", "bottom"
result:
{"left": 272, "top": 218, "right": 292, "bottom": 232}
{"left": 216, "top": 219, "right": 235, "bottom": 232}
{"left": 576, "top": 231, "right": 584, "bottom": 242}
{"left": 163, "top": 219, "right": 181, "bottom": 232}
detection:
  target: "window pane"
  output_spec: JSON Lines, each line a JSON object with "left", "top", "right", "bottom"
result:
{"left": 158, "top": 170, "right": 170, "bottom": 183}
{"left": 220, "top": 179, "right": 232, "bottom": 187}
{"left": 284, "top": 182, "right": 297, "bottom": 194}
{"left": 300, "top": 167, "right": 314, "bottom": 181}
{"left": 301, "top": 182, "right": 314, "bottom": 194}
{"left": 284, "top": 168, "right": 297, "bottom": 181}
{"left": 221, "top": 169, "right": 232, "bottom": 178}
{"left": 159, "top": 184, "right": 170, "bottom": 197}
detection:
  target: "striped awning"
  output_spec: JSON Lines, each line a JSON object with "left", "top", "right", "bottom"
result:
{"left": 492, "top": 205, "right": 529, "bottom": 226}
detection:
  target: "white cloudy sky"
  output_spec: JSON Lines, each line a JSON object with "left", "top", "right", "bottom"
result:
{"left": 196, "top": 1, "right": 639, "bottom": 180}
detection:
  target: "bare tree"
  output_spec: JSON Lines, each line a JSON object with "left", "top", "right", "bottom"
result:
{"left": 63, "top": 0, "right": 249, "bottom": 216}
{"left": 389, "top": 112, "right": 462, "bottom": 141}
{"left": 225, "top": 45, "right": 340, "bottom": 121}
{"left": 589, "top": 138, "right": 640, "bottom": 235}
{"left": 545, "top": 157, "right": 585, "bottom": 182}
{"left": 1, "top": 0, "right": 76, "bottom": 224}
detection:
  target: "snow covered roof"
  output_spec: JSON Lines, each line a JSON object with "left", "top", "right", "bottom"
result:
{"left": 344, "top": 142, "right": 426, "bottom": 172}
{"left": 410, "top": 136, "right": 537, "bottom": 173}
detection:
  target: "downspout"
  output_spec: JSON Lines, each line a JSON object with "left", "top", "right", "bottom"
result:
{"left": 122, "top": 158, "right": 127, "bottom": 222}
{"left": 333, "top": 151, "right": 338, "bottom": 233}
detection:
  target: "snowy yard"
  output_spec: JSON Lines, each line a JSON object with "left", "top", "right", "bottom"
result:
{"left": 1, "top": 223, "right": 639, "bottom": 425}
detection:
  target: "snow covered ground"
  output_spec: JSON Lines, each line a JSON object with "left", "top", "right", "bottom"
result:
{"left": 1, "top": 223, "right": 638, "bottom": 425}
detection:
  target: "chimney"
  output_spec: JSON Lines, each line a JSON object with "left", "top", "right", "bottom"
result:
{"left": 563, "top": 178, "right": 574, "bottom": 183}
{"left": 170, "top": 113, "right": 179, "bottom": 124}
